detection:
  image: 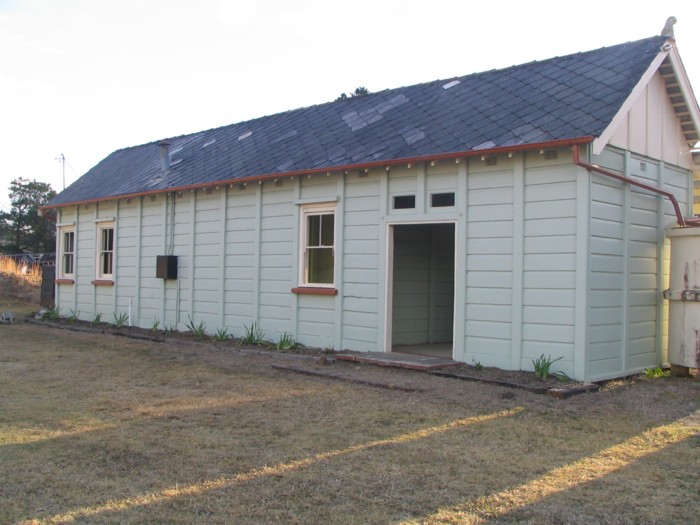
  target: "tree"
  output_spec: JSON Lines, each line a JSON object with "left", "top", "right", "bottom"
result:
{"left": 335, "top": 86, "right": 371, "bottom": 101}
{"left": 0, "top": 178, "right": 56, "bottom": 254}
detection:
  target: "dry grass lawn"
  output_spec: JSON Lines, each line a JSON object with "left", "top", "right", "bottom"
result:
{"left": 0, "top": 279, "right": 698, "bottom": 524}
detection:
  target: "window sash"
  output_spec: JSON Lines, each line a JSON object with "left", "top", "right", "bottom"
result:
{"left": 60, "top": 230, "right": 75, "bottom": 277}
{"left": 307, "top": 246, "right": 334, "bottom": 284}
{"left": 301, "top": 206, "right": 335, "bottom": 286}
{"left": 97, "top": 225, "right": 114, "bottom": 278}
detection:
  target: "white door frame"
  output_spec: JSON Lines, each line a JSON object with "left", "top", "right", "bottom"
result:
{"left": 384, "top": 220, "right": 457, "bottom": 356}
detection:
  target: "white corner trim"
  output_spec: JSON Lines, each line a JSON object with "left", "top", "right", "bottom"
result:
{"left": 592, "top": 48, "right": 670, "bottom": 156}
{"left": 93, "top": 217, "right": 115, "bottom": 223}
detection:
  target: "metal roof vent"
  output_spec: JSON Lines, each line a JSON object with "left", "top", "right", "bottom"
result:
{"left": 442, "top": 80, "right": 461, "bottom": 90}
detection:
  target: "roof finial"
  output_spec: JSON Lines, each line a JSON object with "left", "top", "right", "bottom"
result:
{"left": 661, "top": 16, "right": 676, "bottom": 38}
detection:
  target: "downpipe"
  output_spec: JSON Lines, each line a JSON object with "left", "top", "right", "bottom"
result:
{"left": 571, "top": 144, "right": 700, "bottom": 228}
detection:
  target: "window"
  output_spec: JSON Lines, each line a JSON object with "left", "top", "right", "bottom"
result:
{"left": 96, "top": 223, "right": 114, "bottom": 279}
{"left": 59, "top": 228, "right": 75, "bottom": 278}
{"left": 393, "top": 195, "right": 415, "bottom": 209}
{"left": 300, "top": 204, "right": 335, "bottom": 286}
{"left": 431, "top": 192, "right": 455, "bottom": 207}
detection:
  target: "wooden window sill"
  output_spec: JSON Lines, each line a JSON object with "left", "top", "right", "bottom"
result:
{"left": 54, "top": 278, "right": 75, "bottom": 285}
{"left": 91, "top": 279, "right": 115, "bottom": 286}
{"left": 291, "top": 287, "right": 338, "bottom": 296}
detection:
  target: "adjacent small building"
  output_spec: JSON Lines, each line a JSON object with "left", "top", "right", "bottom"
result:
{"left": 45, "top": 31, "right": 700, "bottom": 381}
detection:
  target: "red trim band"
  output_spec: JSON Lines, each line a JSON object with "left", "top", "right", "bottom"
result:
{"left": 91, "top": 279, "right": 114, "bottom": 286}
{"left": 292, "top": 287, "right": 338, "bottom": 296}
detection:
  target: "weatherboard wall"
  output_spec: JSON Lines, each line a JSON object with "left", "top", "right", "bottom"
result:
{"left": 586, "top": 146, "right": 691, "bottom": 381}
{"left": 341, "top": 173, "right": 381, "bottom": 352}
{"left": 54, "top": 145, "right": 692, "bottom": 381}
{"left": 522, "top": 155, "right": 580, "bottom": 376}
{"left": 464, "top": 161, "right": 516, "bottom": 371}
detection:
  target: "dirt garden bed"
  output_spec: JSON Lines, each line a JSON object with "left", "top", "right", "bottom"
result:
{"left": 29, "top": 313, "right": 602, "bottom": 397}
{"left": 1, "top": 271, "right": 688, "bottom": 398}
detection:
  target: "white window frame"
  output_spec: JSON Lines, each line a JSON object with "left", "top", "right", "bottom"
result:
{"left": 299, "top": 203, "right": 336, "bottom": 287}
{"left": 58, "top": 227, "right": 75, "bottom": 279}
{"left": 95, "top": 222, "right": 115, "bottom": 280}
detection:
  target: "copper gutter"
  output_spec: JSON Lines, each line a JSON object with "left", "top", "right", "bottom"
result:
{"left": 572, "top": 144, "right": 700, "bottom": 228}
{"left": 42, "top": 137, "right": 595, "bottom": 211}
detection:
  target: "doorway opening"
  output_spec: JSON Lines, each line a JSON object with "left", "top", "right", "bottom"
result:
{"left": 389, "top": 223, "right": 455, "bottom": 359}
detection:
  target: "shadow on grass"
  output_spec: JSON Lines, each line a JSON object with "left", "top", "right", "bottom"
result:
{"left": 400, "top": 422, "right": 699, "bottom": 524}
{"left": 2, "top": 324, "right": 698, "bottom": 524}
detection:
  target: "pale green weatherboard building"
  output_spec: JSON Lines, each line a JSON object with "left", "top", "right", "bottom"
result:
{"left": 45, "top": 31, "right": 700, "bottom": 381}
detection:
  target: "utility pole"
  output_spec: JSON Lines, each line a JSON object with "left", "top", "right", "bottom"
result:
{"left": 56, "top": 153, "right": 65, "bottom": 190}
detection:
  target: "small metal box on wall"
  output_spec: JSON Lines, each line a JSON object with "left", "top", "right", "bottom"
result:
{"left": 156, "top": 255, "right": 178, "bottom": 280}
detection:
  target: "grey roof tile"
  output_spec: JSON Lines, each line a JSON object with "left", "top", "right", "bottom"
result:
{"left": 51, "top": 35, "right": 669, "bottom": 205}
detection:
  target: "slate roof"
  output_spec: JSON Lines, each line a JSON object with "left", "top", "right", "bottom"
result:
{"left": 51, "top": 35, "right": 669, "bottom": 206}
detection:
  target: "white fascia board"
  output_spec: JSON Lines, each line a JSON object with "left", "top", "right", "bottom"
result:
{"left": 592, "top": 45, "right": 670, "bottom": 156}
{"left": 667, "top": 44, "right": 700, "bottom": 144}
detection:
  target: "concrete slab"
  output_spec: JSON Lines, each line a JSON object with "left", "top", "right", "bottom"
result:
{"left": 336, "top": 351, "right": 461, "bottom": 371}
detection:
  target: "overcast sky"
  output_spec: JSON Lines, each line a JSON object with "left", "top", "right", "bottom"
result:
{"left": 1, "top": 0, "right": 698, "bottom": 210}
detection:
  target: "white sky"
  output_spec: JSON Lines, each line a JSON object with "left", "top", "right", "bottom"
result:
{"left": 1, "top": 0, "right": 698, "bottom": 210}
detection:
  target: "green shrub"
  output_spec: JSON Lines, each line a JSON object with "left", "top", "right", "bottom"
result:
{"left": 643, "top": 367, "right": 670, "bottom": 379}
{"left": 113, "top": 312, "right": 129, "bottom": 328}
{"left": 41, "top": 305, "right": 60, "bottom": 321}
{"left": 532, "top": 354, "right": 563, "bottom": 380}
{"left": 185, "top": 316, "right": 207, "bottom": 339}
{"left": 241, "top": 322, "right": 265, "bottom": 345}
{"left": 276, "top": 332, "right": 297, "bottom": 350}
{"left": 214, "top": 327, "right": 231, "bottom": 341}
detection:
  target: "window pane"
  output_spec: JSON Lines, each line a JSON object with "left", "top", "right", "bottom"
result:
{"left": 63, "top": 254, "right": 73, "bottom": 275}
{"left": 320, "top": 214, "right": 334, "bottom": 246}
{"left": 307, "top": 215, "right": 320, "bottom": 247}
{"left": 102, "top": 228, "right": 114, "bottom": 251}
{"left": 431, "top": 192, "right": 455, "bottom": 207}
{"left": 308, "top": 247, "right": 333, "bottom": 284}
{"left": 102, "top": 253, "right": 113, "bottom": 275}
{"left": 64, "top": 232, "right": 74, "bottom": 252}
{"left": 393, "top": 195, "right": 415, "bottom": 209}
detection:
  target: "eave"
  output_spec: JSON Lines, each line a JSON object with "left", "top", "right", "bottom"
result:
{"left": 592, "top": 39, "right": 700, "bottom": 155}
{"left": 41, "top": 136, "right": 595, "bottom": 211}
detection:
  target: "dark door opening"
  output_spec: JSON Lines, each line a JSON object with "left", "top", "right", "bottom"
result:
{"left": 390, "top": 223, "right": 455, "bottom": 358}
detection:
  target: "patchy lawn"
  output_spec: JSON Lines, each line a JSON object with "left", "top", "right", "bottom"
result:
{"left": 0, "top": 319, "right": 698, "bottom": 524}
